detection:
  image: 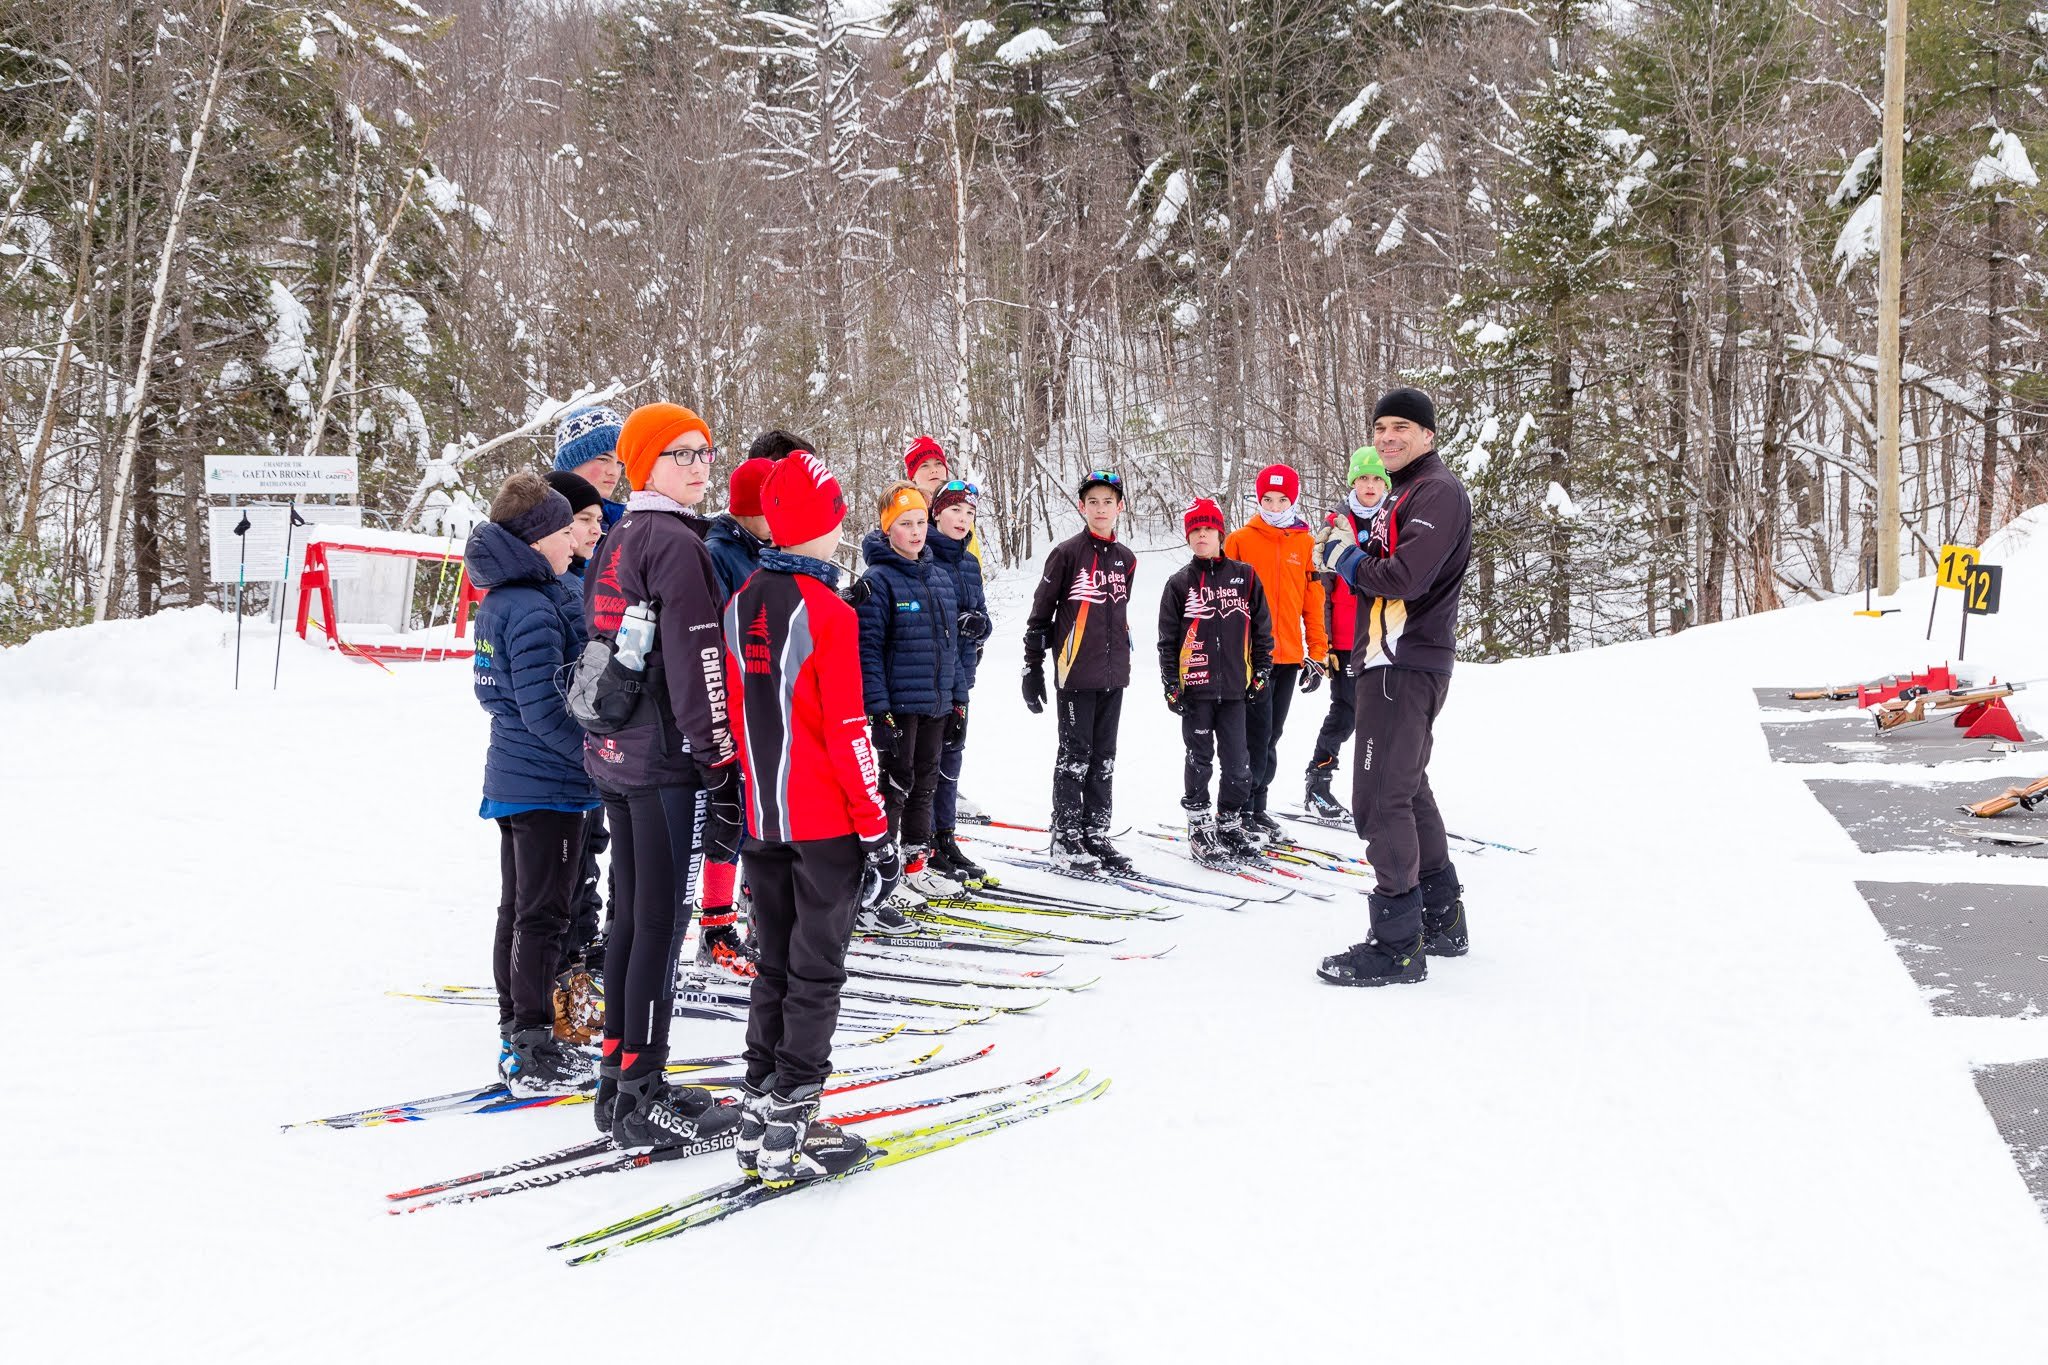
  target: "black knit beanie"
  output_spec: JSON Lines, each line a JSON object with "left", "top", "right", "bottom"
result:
{"left": 1373, "top": 387, "right": 1437, "bottom": 432}
{"left": 543, "top": 469, "right": 604, "bottom": 518}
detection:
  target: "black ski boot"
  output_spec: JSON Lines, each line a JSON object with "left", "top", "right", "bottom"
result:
{"left": 1049, "top": 827, "right": 1101, "bottom": 873}
{"left": 1420, "top": 865, "right": 1469, "bottom": 957}
{"left": 612, "top": 1050, "right": 741, "bottom": 1149}
{"left": 736, "top": 1074, "right": 773, "bottom": 1180}
{"left": 757, "top": 1082, "right": 872, "bottom": 1188}
{"left": 696, "top": 922, "right": 759, "bottom": 979}
{"left": 594, "top": 1041, "right": 622, "bottom": 1137}
{"left": 1082, "top": 827, "right": 1135, "bottom": 875}
{"left": 499, "top": 1025, "right": 596, "bottom": 1098}
{"left": 1317, "top": 934, "right": 1427, "bottom": 987}
{"left": 1188, "top": 810, "right": 1234, "bottom": 869}
{"left": 930, "top": 829, "right": 988, "bottom": 884}
{"left": 1246, "top": 803, "right": 1285, "bottom": 841}
{"left": 1318, "top": 887, "right": 1428, "bottom": 987}
{"left": 1217, "top": 808, "right": 1265, "bottom": 863}
{"left": 1304, "top": 757, "right": 1348, "bottom": 820}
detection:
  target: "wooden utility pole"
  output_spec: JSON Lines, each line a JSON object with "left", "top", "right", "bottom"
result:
{"left": 1874, "top": 0, "right": 1908, "bottom": 596}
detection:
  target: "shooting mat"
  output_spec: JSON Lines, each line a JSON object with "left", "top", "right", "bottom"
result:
{"left": 1973, "top": 1059, "right": 2048, "bottom": 1221}
{"left": 1761, "top": 714, "right": 2040, "bottom": 766}
{"left": 1855, "top": 882, "right": 2048, "bottom": 1017}
{"left": 1802, "top": 780, "right": 2048, "bottom": 858}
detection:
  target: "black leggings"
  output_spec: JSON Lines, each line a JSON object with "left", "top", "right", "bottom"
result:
{"left": 1244, "top": 663, "right": 1302, "bottom": 808}
{"left": 493, "top": 809, "right": 587, "bottom": 1032}
{"left": 601, "top": 782, "right": 705, "bottom": 1054}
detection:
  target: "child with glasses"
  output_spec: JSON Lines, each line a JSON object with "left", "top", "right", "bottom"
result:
{"left": 1022, "top": 471, "right": 1138, "bottom": 873}
{"left": 924, "top": 480, "right": 993, "bottom": 884}
{"left": 854, "top": 483, "right": 964, "bottom": 922}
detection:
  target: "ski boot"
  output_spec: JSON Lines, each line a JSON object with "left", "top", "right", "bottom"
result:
{"left": 854, "top": 890, "right": 919, "bottom": 936}
{"left": 1316, "top": 934, "right": 1427, "bottom": 987}
{"left": 1217, "top": 809, "right": 1265, "bottom": 863}
{"left": 1187, "top": 811, "right": 1235, "bottom": 869}
{"left": 612, "top": 1051, "right": 741, "bottom": 1149}
{"left": 1246, "top": 802, "right": 1286, "bottom": 842}
{"left": 1304, "top": 757, "right": 1349, "bottom": 821}
{"left": 903, "top": 846, "right": 961, "bottom": 898}
{"left": 1049, "top": 827, "right": 1102, "bottom": 874}
{"left": 736, "top": 1074, "right": 773, "bottom": 1179}
{"left": 499, "top": 1025, "right": 597, "bottom": 1099}
{"left": 695, "top": 920, "right": 759, "bottom": 980}
{"left": 929, "top": 830, "right": 989, "bottom": 886}
{"left": 757, "top": 1082, "right": 872, "bottom": 1188}
{"left": 594, "top": 1039, "right": 622, "bottom": 1137}
{"left": 1421, "top": 865, "right": 1469, "bottom": 958}
{"left": 1082, "top": 827, "right": 1136, "bottom": 875}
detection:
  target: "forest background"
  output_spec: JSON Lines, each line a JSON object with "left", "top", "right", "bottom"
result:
{"left": 1, "top": 0, "right": 2042, "bottom": 653}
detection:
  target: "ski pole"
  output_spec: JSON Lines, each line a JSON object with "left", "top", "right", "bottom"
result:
{"left": 232, "top": 509, "right": 250, "bottom": 689}
{"left": 272, "top": 501, "right": 306, "bottom": 689}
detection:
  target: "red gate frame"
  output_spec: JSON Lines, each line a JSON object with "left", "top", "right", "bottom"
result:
{"left": 294, "top": 536, "right": 486, "bottom": 663}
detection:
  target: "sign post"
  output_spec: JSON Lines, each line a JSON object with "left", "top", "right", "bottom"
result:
{"left": 1958, "top": 562, "right": 2001, "bottom": 661}
{"left": 204, "top": 455, "right": 358, "bottom": 690}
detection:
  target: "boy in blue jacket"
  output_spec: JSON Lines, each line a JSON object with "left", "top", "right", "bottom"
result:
{"left": 925, "top": 479, "right": 992, "bottom": 884}
{"left": 855, "top": 482, "right": 961, "bottom": 918}
{"left": 463, "top": 473, "right": 601, "bottom": 1096}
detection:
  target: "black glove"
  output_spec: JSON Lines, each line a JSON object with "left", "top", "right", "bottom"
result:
{"left": 944, "top": 703, "right": 967, "bottom": 745}
{"left": 957, "top": 609, "right": 991, "bottom": 642}
{"left": 844, "top": 578, "right": 873, "bottom": 608}
{"left": 1251, "top": 667, "right": 1271, "bottom": 694}
{"left": 869, "top": 713, "right": 900, "bottom": 763}
{"left": 1164, "top": 680, "right": 1184, "bottom": 715}
{"left": 1298, "top": 661, "right": 1323, "bottom": 695}
{"left": 696, "top": 761, "right": 743, "bottom": 863}
{"left": 1022, "top": 665, "right": 1046, "bottom": 715}
{"left": 858, "top": 834, "right": 902, "bottom": 910}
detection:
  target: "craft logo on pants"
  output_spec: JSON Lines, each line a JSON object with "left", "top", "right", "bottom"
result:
{"left": 1362, "top": 737, "right": 1374, "bottom": 772}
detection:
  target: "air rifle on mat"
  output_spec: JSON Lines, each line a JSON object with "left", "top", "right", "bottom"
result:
{"left": 1788, "top": 680, "right": 1892, "bottom": 702}
{"left": 1960, "top": 777, "right": 2048, "bottom": 818}
{"left": 1871, "top": 681, "right": 2027, "bottom": 733}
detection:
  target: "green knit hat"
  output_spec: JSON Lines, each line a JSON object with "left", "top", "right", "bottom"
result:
{"left": 1346, "top": 446, "right": 1387, "bottom": 484}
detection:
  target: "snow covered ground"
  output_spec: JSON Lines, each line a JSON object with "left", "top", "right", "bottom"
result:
{"left": 7, "top": 513, "right": 2048, "bottom": 1362}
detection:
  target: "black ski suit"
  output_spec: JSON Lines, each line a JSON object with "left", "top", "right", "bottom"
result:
{"left": 1158, "top": 555, "right": 1272, "bottom": 814}
{"left": 1024, "top": 529, "right": 1137, "bottom": 832}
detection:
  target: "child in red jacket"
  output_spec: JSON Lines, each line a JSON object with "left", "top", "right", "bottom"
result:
{"left": 724, "top": 452, "right": 899, "bottom": 1187}
{"left": 1305, "top": 446, "right": 1389, "bottom": 818}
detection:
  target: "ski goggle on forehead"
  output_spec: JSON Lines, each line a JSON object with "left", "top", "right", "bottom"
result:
{"left": 938, "top": 479, "right": 980, "bottom": 498}
{"left": 1079, "top": 470, "right": 1123, "bottom": 494}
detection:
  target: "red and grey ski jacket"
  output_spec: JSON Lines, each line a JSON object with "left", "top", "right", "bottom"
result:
{"left": 1157, "top": 555, "right": 1273, "bottom": 700}
{"left": 1023, "top": 529, "right": 1137, "bottom": 692}
{"left": 1326, "top": 452, "right": 1472, "bottom": 676}
{"left": 723, "top": 548, "right": 888, "bottom": 844}
{"left": 581, "top": 494, "right": 738, "bottom": 791}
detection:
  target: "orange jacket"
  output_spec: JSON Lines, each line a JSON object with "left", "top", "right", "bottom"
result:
{"left": 1224, "top": 516, "right": 1328, "bottom": 666}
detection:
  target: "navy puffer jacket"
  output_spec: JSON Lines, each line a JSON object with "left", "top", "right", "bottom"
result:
{"left": 927, "top": 529, "right": 985, "bottom": 696}
{"left": 465, "top": 520, "right": 597, "bottom": 811}
{"left": 704, "top": 513, "right": 767, "bottom": 606}
{"left": 856, "top": 530, "right": 961, "bottom": 717}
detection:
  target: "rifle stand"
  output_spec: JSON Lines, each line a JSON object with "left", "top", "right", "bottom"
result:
{"left": 1961, "top": 698, "right": 2025, "bottom": 744}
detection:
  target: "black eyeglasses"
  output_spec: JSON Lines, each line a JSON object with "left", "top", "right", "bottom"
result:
{"left": 666, "top": 444, "right": 718, "bottom": 467}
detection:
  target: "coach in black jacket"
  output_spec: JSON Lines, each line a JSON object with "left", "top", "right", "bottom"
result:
{"left": 1314, "top": 388, "right": 1474, "bottom": 987}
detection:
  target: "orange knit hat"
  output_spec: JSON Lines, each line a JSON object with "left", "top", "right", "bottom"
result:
{"left": 880, "top": 484, "right": 928, "bottom": 533}
{"left": 617, "top": 403, "right": 712, "bottom": 493}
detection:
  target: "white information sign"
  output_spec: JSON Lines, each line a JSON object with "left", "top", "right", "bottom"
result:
{"left": 208, "top": 505, "right": 363, "bottom": 583}
{"left": 204, "top": 455, "right": 359, "bottom": 496}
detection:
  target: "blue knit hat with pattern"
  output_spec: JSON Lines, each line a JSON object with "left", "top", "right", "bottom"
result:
{"left": 552, "top": 405, "right": 624, "bottom": 473}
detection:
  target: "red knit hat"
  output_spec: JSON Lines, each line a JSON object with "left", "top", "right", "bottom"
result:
{"left": 727, "top": 457, "right": 775, "bottom": 518}
{"left": 618, "top": 403, "right": 712, "bottom": 493}
{"left": 903, "top": 435, "right": 949, "bottom": 480}
{"left": 1256, "top": 463, "right": 1300, "bottom": 504}
{"left": 1184, "top": 497, "right": 1225, "bottom": 538}
{"left": 761, "top": 452, "right": 847, "bottom": 547}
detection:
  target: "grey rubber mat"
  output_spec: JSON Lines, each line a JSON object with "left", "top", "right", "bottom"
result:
{"left": 1803, "top": 779, "right": 2048, "bottom": 857}
{"left": 1762, "top": 715, "right": 2040, "bottom": 765}
{"left": 1856, "top": 882, "right": 2048, "bottom": 1017}
{"left": 1973, "top": 1059, "right": 2048, "bottom": 1219}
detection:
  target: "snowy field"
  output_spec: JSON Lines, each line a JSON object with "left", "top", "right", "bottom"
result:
{"left": 7, "top": 514, "right": 2048, "bottom": 1362}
